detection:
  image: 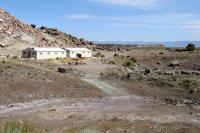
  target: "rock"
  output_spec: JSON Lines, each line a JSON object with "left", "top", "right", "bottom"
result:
{"left": 164, "top": 98, "right": 178, "bottom": 105}
{"left": 75, "top": 62, "right": 79, "bottom": 65}
{"left": 0, "top": 8, "right": 94, "bottom": 52}
{"left": 48, "top": 108, "right": 56, "bottom": 112}
{"left": 176, "top": 103, "right": 186, "bottom": 107}
{"left": 58, "top": 67, "right": 66, "bottom": 73}
{"left": 164, "top": 71, "right": 175, "bottom": 75}
{"left": 169, "top": 60, "right": 180, "bottom": 67}
{"left": 183, "top": 100, "right": 193, "bottom": 105}
{"left": 157, "top": 62, "right": 161, "bottom": 65}
{"left": 0, "top": 43, "right": 6, "bottom": 48}
{"left": 181, "top": 70, "right": 192, "bottom": 75}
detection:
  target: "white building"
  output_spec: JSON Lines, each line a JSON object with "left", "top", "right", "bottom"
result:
{"left": 22, "top": 47, "right": 92, "bottom": 59}
{"left": 22, "top": 48, "right": 66, "bottom": 59}
{"left": 64, "top": 48, "right": 92, "bottom": 58}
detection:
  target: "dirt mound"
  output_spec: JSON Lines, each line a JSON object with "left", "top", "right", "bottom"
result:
{"left": 0, "top": 8, "right": 94, "bottom": 54}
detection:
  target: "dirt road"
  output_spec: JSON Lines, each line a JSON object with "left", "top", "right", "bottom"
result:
{"left": 76, "top": 58, "right": 130, "bottom": 96}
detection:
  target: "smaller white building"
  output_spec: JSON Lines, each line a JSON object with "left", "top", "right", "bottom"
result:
{"left": 64, "top": 48, "right": 92, "bottom": 58}
{"left": 22, "top": 48, "right": 66, "bottom": 59}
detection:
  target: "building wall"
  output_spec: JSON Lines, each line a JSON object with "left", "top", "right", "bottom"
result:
{"left": 22, "top": 48, "right": 92, "bottom": 59}
{"left": 36, "top": 51, "right": 66, "bottom": 59}
{"left": 22, "top": 49, "right": 37, "bottom": 59}
{"left": 22, "top": 49, "right": 29, "bottom": 58}
{"left": 68, "top": 50, "right": 92, "bottom": 58}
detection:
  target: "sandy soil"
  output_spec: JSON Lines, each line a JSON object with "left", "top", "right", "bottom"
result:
{"left": 0, "top": 59, "right": 105, "bottom": 104}
{"left": 0, "top": 52, "right": 200, "bottom": 132}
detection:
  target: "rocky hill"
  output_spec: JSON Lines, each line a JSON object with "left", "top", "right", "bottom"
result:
{"left": 0, "top": 8, "right": 94, "bottom": 56}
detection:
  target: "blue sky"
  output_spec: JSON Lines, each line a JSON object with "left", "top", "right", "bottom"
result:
{"left": 1, "top": 0, "right": 200, "bottom": 42}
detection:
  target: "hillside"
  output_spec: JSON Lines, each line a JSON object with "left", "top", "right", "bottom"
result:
{"left": 0, "top": 8, "right": 94, "bottom": 56}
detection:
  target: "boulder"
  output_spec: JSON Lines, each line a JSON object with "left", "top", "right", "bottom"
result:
{"left": 58, "top": 68, "right": 66, "bottom": 73}
{"left": 181, "top": 70, "right": 192, "bottom": 75}
{"left": 169, "top": 60, "right": 180, "bottom": 67}
{"left": 0, "top": 43, "right": 6, "bottom": 48}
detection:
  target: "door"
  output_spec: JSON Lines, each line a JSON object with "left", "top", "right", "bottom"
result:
{"left": 77, "top": 54, "right": 82, "bottom": 58}
{"left": 28, "top": 51, "right": 31, "bottom": 58}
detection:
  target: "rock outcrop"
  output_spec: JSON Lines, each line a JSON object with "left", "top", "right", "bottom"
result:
{"left": 0, "top": 8, "right": 94, "bottom": 53}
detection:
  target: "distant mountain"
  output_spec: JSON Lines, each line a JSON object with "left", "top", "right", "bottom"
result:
{"left": 96, "top": 41, "right": 200, "bottom": 48}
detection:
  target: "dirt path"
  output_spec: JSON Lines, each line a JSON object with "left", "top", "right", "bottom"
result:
{"left": 76, "top": 59, "right": 130, "bottom": 96}
{"left": 1, "top": 97, "right": 200, "bottom": 126}
{"left": 0, "top": 98, "right": 66, "bottom": 117}
{"left": 81, "top": 74, "right": 129, "bottom": 96}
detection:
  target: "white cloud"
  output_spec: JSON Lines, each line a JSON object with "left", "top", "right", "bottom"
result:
{"left": 89, "top": 0, "right": 161, "bottom": 9}
{"left": 65, "top": 14, "right": 97, "bottom": 20}
{"left": 65, "top": 13, "right": 200, "bottom": 29}
{"left": 112, "top": 22, "right": 200, "bottom": 29}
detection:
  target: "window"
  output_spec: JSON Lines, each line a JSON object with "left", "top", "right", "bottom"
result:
{"left": 62, "top": 52, "right": 65, "bottom": 54}
{"left": 72, "top": 51, "right": 74, "bottom": 54}
{"left": 55, "top": 52, "right": 57, "bottom": 54}
{"left": 48, "top": 52, "right": 51, "bottom": 55}
{"left": 88, "top": 51, "right": 90, "bottom": 54}
{"left": 83, "top": 51, "right": 85, "bottom": 54}
{"left": 40, "top": 52, "right": 43, "bottom": 55}
{"left": 32, "top": 52, "right": 36, "bottom": 55}
{"left": 23, "top": 51, "right": 26, "bottom": 54}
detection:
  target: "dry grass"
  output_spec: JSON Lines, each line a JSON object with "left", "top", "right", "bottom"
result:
{"left": 0, "top": 120, "right": 46, "bottom": 133}
{"left": 66, "top": 120, "right": 200, "bottom": 133}
{"left": 0, "top": 58, "right": 106, "bottom": 104}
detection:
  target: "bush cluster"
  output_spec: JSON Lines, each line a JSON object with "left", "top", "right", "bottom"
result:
{"left": 95, "top": 51, "right": 105, "bottom": 58}
{"left": 186, "top": 43, "right": 196, "bottom": 51}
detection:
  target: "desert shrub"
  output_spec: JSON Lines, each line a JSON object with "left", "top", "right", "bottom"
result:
{"left": 129, "top": 57, "right": 137, "bottom": 63}
{"left": 100, "top": 68, "right": 128, "bottom": 80}
{"left": 80, "top": 38, "right": 85, "bottom": 42}
{"left": 175, "top": 48, "right": 185, "bottom": 52}
{"left": 0, "top": 120, "right": 30, "bottom": 133}
{"left": 186, "top": 43, "right": 196, "bottom": 51}
{"left": 108, "top": 60, "right": 116, "bottom": 65}
{"left": 89, "top": 41, "right": 95, "bottom": 45}
{"left": 122, "top": 57, "right": 136, "bottom": 70}
{"left": 45, "top": 30, "right": 59, "bottom": 36}
{"left": 144, "top": 68, "right": 151, "bottom": 75}
{"left": 30, "top": 24, "right": 36, "bottom": 28}
{"left": 123, "top": 60, "right": 135, "bottom": 69}
{"left": 79, "top": 127, "right": 100, "bottom": 133}
{"left": 40, "top": 26, "right": 47, "bottom": 30}
{"left": 49, "top": 28, "right": 58, "bottom": 31}
{"left": 113, "top": 53, "right": 119, "bottom": 58}
{"left": 95, "top": 51, "right": 104, "bottom": 58}
{"left": 166, "top": 48, "right": 174, "bottom": 52}
{"left": 124, "top": 61, "right": 132, "bottom": 67}
{"left": 182, "top": 80, "right": 192, "bottom": 89}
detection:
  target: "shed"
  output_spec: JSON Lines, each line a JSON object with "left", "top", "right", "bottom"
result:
{"left": 63, "top": 48, "right": 92, "bottom": 58}
{"left": 22, "top": 48, "right": 66, "bottom": 59}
